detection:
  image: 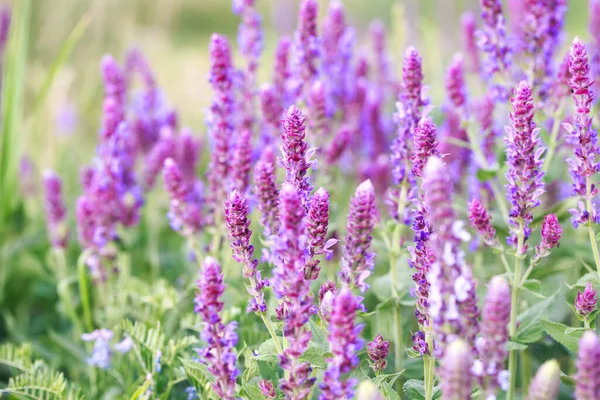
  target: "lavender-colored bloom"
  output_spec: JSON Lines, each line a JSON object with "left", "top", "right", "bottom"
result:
{"left": 504, "top": 81, "right": 545, "bottom": 251}
{"left": 566, "top": 38, "right": 600, "bottom": 227}
{"left": 339, "top": 180, "right": 377, "bottom": 293}
{"left": 230, "top": 129, "right": 253, "bottom": 193}
{"left": 144, "top": 127, "right": 176, "bottom": 188}
{"left": 163, "top": 158, "right": 203, "bottom": 235}
{"left": 273, "top": 36, "right": 292, "bottom": 107}
{"left": 402, "top": 47, "right": 425, "bottom": 115}
{"left": 575, "top": 282, "right": 598, "bottom": 318}
{"left": 326, "top": 125, "right": 352, "bottom": 166}
{"left": 320, "top": 288, "right": 364, "bottom": 400}
{"left": 185, "top": 386, "right": 197, "bottom": 400}
{"left": 43, "top": 171, "right": 68, "bottom": 249}
{"left": 440, "top": 340, "right": 473, "bottom": 400}
{"left": 591, "top": 0, "right": 600, "bottom": 96}
{"left": 367, "top": 333, "right": 389, "bottom": 374}
{"left": 445, "top": 55, "right": 467, "bottom": 110}
{"left": 474, "top": 276, "right": 510, "bottom": 397}
{"left": 468, "top": 199, "right": 497, "bottom": 247}
{"left": 81, "top": 329, "right": 131, "bottom": 369}
{"left": 253, "top": 147, "right": 279, "bottom": 236}
{"left": 259, "top": 380, "right": 276, "bottom": 399}
{"left": 293, "top": 0, "right": 320, "bottom": 98}
{"left": 280, "top": 105, "right": 314, "bottom": 206}
{"left": 461, "top": 11, "right": 480, "bottom": 74}
{"left": 369, "top": 20, "right": 392, "bottom": 92}
{"left": 307, "top": 80, "right": 331, "bottom": 138}
{"left": 528, "top": 359, "right": 560, "bottom": 400}
{"left": 535, "top": 213, "right": 562, "bottom": 259}
{"left": 259, "top": 84, "right": 282, "bottom": 138}
{"left": 0, "top": 5, "right": 10, "bottom": 59}
{"left": 477, "top": 0, "right": 510, "bottom": 100}
{"left": 576, "top": 331, "right": 600, "bottom": 399}
{"left": 425, "top": 157, "right": 479, "bottom": 354}
{"left": 206, "top": 34, "right": 235, "bottom": 222}
{"left": 411, "top": 118, "right": 439, "bottom": 177}
{"left": 319, "top": 281, "right": 337, "bottom": 322}
{"left": 176, "top": 129, "right": 201, "bottom": 184}
{"left": 224, "top": 190, "right": 268, "bottom": 314}
{"left": 272, "top": 183, "right": 316, "bottom": 399}
{"left": 194, "top": 257, "right": 239, "bottom": 400}
{"left": 305, "top": 187, "right": 334, "bottom": 280}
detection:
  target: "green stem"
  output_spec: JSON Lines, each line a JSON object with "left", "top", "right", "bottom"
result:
{"left": 260, "top": 313, "right": 283, "bottom": 354}
{"left": 77, "top": 251, "right": 94, "bottom": 332}
{"left": 542, "top": 105, "right": 564, "bottom": 173}
{"left": 424, "top": 330, "right": 435, "bottom": 400}
{"left": 54, "top": 249, "right": 83, "bottom": 335}
{"left": 507, "top": 222, "right": 525, "bottom": 400}
{"left": 521, "top": 349, "right": 531, "bottom": 397}
{"left": 585, "top": 176, "right": 600, "bottom": 278}
{"left": 499, "top": 251, "right": 514, "bottom": 281}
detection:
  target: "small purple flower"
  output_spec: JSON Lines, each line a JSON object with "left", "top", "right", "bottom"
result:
{"left": 367, "top": 333, "right": 389, "bottom": 374}
{"left": 194, "top": 257, "right": 239, "bottom": 400}
{"left": 445, "top": 54, "right": 467, "bottom": 110}
{"left": 81, "top": 329, "right": 132, "bottom": 369}
{"left": 576, "top": 331, "right": 600, "bottom": 399}
{"left": 339, "top": 180, "right": 377, "bottom": 293}
{"left": 528, "top": 359, "right": 561, "bottom": 400}
{"left": 259, "top": 380, "right": 276, "bottom": 399}
{"left": 474, "top": 276, "right": 510, "bottom": 397}
{"left": 402, "top": 47, "right": 425, "bottom": 115}
{"left": 591, "top": 0, "right": 600, "bottom": 95}
{"left": 504, "top": 81, "right": 545, "bottom": 251}
{"left": 468, "top": 199, "right": 496, "bottom": 247}
{"left": 307, "top": 80, "right": 331, "bottom": 138}
{"left": 326, "top": 125, "right": 352, "bottom": 166}
{"left": 176, "top": 129, "right": 201, "bottom": 184}
{"left": 163, "top": 158, "right": 203, "bottom": 236}
{"left": 259, "top": 84, "right": 282, "bottom": 136}
{"left": 144, "top": 127, "right": 176, "bottom": 189}
{"left": 318, "top": 281, "right": 337, "bottom": 322}
{"left": 461, "top": 11, "right": 480, "bottom": 74}
{"left": 440, "top": 340, "right": 473, "bottom": 400}
{"left": 535, "top": 213, "right": 562, "bottom": 259}
{"left": 273, "top": 36, "right": 292, "bottom": 107}
{"left": 230, "top": 129, "right": 253, "bottom": 193}
{"left": 477, "top": 0, "right": 510, "bottom": 100}
{"left": 280, "top": 105, "right": 314, "bottom": 206}
{"left": 412, "top": 118, "right": 439, "bottom": 177}
{"left": 293, "top": 0, "right": 320, "bottom": 98}
{"left": 320, "top": 288, "right": 364, "bottom": 400}
{"left": 253, "top": 147, "right": 279, "bottom": 236}
{"left": 305, "top": 187, "right": 334, "bottom": 280}
{"left": 43, "top": 171, "right": 68, "bottom": 249}
{"left": 575, "top": 282, "right": 598, "bottom": 318}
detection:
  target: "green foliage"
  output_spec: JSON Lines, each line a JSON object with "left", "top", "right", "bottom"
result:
{"left": 2, "top": 363, "right": 85, "bottom": 400}
{"left": 0, "top": 342, "right": 33, "bottom": 372}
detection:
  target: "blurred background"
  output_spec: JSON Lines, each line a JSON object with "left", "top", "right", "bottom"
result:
{"left": 20, "top": 0, "right": 589, "bottom": 195}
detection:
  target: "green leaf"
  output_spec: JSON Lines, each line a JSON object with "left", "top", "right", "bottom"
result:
{"left": 564, "top": 327, "right": 586, "bottom": 335}
{"left": 521, "top": 279, "right": 546, "bottom": 298}
{"left": 240, "top": 384, "right": 264, "bottom": 400}
{"left": 506, "top": 341, "right": 528, "bottom": 351}
{"left": 180, "top": 358, "right": 212, "bottom": 388}
{"left": 308, "top": 320, "right": 329, "bottom": 349}
{"left": 403, "top": 379, "right": 426, "bottom": 400}
{"left": 300, "top": 346, "right": 330, "bottom": 369}
{"left": 476, "top": 168, "right": 498, "bottom": 182}
{"left": 254, "top": 338, "right": 281, "bottom": 364}
{"left": 565, "top": 272, "right": 599, "bottom": 290}
{"left": 0, "top": 342, "right": 32, "bottom": 372}
{"left": 373, "top": 370, "right": 405, "bottom": 394}
{"left": 1, "top": 365, "right": 85, "bottom": 400}
{"left": 514, "top": 289, "right": 562, "bottom": 343}
{"left": 540, "top": 319, "right": 583, "bottom": 353}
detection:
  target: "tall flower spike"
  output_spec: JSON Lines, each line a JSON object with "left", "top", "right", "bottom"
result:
{"left": 440, "top": 340, "right": 473, "bottom": 400}
{"left": 411, "top": 118, "right": 439, "bottom": 177}
{"left": 230, "top": 129, "right": 253, "bottom": 193}
{"left": 534, "top": 213, "right": 561, "bottom": 261}
{"left": 224, "top": 190, "right": 269, "bottom": 314}
{"left": 206, "top": 34, "right": 235, "bottom": 222}
{"left": 461, "top": 11, "right": 480, "bottom": 74}
{"left": 280, "top": 105, "right": 313, "bottom": 206}
{"left": 367, "top": 334, "right": 390, "bottom": 374}
{"left": 402, "top": 47, "right": 425, "bottom": 115}
{"left": 320, "top": 288, "right": 364, "bottom": 400}
{"left": 528, "top": 359, "right": 560, "bottom": 400}
{"left": 273, "top": 36, "right": 292, "bottom": 107}
{"left": 468, "top": 199, "right": 496, "bottom": 247}
{"left": 305, "top": 187, "right": 334, "bottom": 280}
{"left": 504, "top": 81, "right": 545, "bottom": 251}
{"left": 445, "top": 54, "right": 467, "bottom": 110}
{"left": 273, "top": 183, "right": 316, "bottom": 398}
{"left": 591, "top": 0, "right": 600, "bottom": 95}
{"left": 474, "top": 276, "right": 510, "bottom": 397}
{"left": 194, "top": 257, "right": 239, "bottom": 400}
{"left": 253, "top": 147, "right": 279, "bottom": 236}
{"left": 566, "top": 38, "right": 600, "bottom": 228}
{"left": 339, "top": 180, "right": 377, "bottom": 293}
{"left": 163, "top": 158, "right": 203, "bottom": 236}
{"left": 43, "top": 171, "right": 68, "bottom": 249}
{"left": 575, "top": 282, "right": 598, "bottom": 319}
{"left": 477, "top": 0, "right": 510, "bottom": 100}
{"left": 294, "top": 0, "right": 320, "bottom": 98}
{"left": 576, "top": 331, "right": 600, "bottom": 399}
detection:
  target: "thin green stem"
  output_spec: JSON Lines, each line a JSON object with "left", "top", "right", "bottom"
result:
{"left": 499, "top": 251, "right": 514, "bottom": 281}
{"left": 542, "top": 105, "right": 564, "bottom": 173}
{"left": 77, "top": 251, "right": 94, "bottom": 332}
{"left": 260, "top": 313, "right": 283, "bottom": 354}
{"left": 507, "top": 222, "right": 525, "bottom": 400}
{"left": 424, "top": 329, "right": 435, "bottom": 400}
{"left": 585, "top": 176, "right": 600, "bottom": 278}
{"left": 54, "top": 249, "right": 83, "bottom": 335}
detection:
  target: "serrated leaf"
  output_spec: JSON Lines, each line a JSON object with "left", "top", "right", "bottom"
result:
{"left": 300, "top": 346, "right": 329, "bottom": 369}
{"left": 254, "top": 338, "right": 281, "bottom": 364}
{"left": 403, "top": 379, "right": 426, "bottom": 400}
{"left": 514, "top": 290, "right": 561, "bottom": 343}
{"left": 564, "top": 327, "right": 586, "bottom": 335}
{"left": 540, "top": 319, "right": 583, "bottom": 353}
{"left": 308, "top": 320, "right": 328, "bottom": 349}
{"left": 566, "top": 272, "right": 599, "bottom": 290}
{"left": 240, "top": 383, "right": 264, "bottom": 400}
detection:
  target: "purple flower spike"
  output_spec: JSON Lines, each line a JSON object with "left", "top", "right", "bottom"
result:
{"left": 176, "top": 129, "right": 201, "bottom": 184}
{"left": 566, "top": 38, "right": 600, "bottom": 227}
{"left": 253, "top": 147, "right": 279, "bottom": 236}
{"left": 411, "top": 118, "right": 439, "bottom": 177}
{"left": 294, "top": 0, "right": 320, "bottom": 97}
{"left": 305, "top": 187, "right": 334, "bottom": 280}
{"left": 206, "top": 34, "right": 235, "bottom": 222}
{"left": 591, "top": 0, "right": 600, "bottom": 94}
{"left": 440, "top": 340, "right": 473, "bottom": 400}
{"left": 445, "top": 54, "right": 467, "bottom": 110}
{"left": 144, "top": 127, "right": 176, "bottom": 188}
{"left": 468, "top": 199, "right": 496, "bottom": 247}
{"left": 43, "top": 171, "right": 68, "bottom": 249}
{"left": 163, "top": 158, "right": 203, "bottom": 236}
{"left": 194, "top": 257, "right": 239, "bottom": 400}
{"left": 326, "top": 125, "right": 352, "bottom": 166}
{"left": 477, "top": 0, "right": 510, "bottom": 99}
{"left": 576, "top": 331, "right": 600, "bottom": 399}
{"left": 474, "top": 276, "right": 510, "bottom": 397}
{"left": 280, "top": 105, "right": 314, "bottom": 206}
{"left": 528, "top": 359, "right": 560, "bottom": 400}
{"left": 319, "top": 281, "right": 337, "bottom": 322}
{"left": 504, "top": 81, "right": 545, "bottom": 250}
{"left": 231, "top": 129, "right": 253, "bottom": 193}
{"left": 0, "top": 5, "right": 10, "bottom": 58}
{"left": 260, "top": 84, "right": 282, "bottom": 134}
{"left": 461, "top": 11, "right": 480, "bottom": 74}
{"left": 307, "top": 80, "right": 331, "bottom": 138}
{"left": 320, "top": 288, "right": 364, "bottom": 400}
{"left": 339, "top": 180, "right": 377, "bottom": 293}
{"left": 575, "top": 282, "right": 598, "bottom": 319}
{"left": 273, "top": 36, "right": 292, "bottom": 107}
{"left": 273, "top": 183, "right": 316, "bottom": 399}
{"left": 535, "top": 213, "right": 562, "bottom": 259}
{"left": 259, "top": 380, "right": 276, "bottom": 399}
{"left": 367, "top": 334, "right": 389, "bottom": 374}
